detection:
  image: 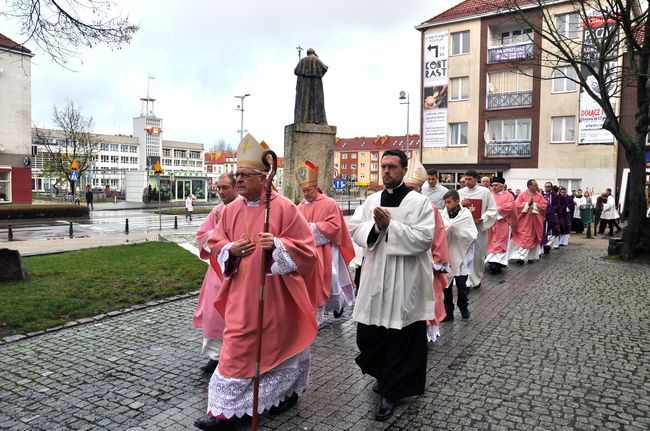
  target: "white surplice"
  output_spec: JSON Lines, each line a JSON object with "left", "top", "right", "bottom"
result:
{"left": 349, "top": 191, "right": 435, "bottom": 330}
{"left": 458, "top": 185, "right": 497, "bottom": 287}
{"left": 441, "top": 206, "right": 478, "bottom": 276}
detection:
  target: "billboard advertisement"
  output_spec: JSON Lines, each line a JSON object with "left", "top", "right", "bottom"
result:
{"left": 422, "top": 30, "right": 449, "bottom": 148}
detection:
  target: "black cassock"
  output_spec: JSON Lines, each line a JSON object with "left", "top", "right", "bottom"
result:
{"left": 355, "top": 182, "right": 429, "bottom": 401}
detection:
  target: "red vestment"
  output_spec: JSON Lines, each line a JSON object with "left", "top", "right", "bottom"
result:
{"left": 511, "top": 191, "right": 547, "bottom": 250}
{"left": 208, "top": 191, "right": 318, "bottom": 378}
{"left": 429, "top": 205, "right": 450, "bottom": 325}
{"left": 192, "top": 203, "right": 226, "bottom": 340}
{"left": 486, "top": 191, "right": 515, "bottom": 254}
{"left": 297, "top": 193, "right": 355, "bottom": 308}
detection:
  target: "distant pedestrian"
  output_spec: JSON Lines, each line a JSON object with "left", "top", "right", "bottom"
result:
{"left": 185, "top": 194, "right": 194, "bottom": 221}
{"left": 85, "top": 185, "right": 94, "bottom": 210}
{"left": 599, "top": 188, "right": 622, "bottom": 236}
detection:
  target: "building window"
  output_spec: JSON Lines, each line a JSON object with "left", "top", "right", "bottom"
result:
{"left": 487, "top": 118, "right": 532, "bottom": 141}
{"left": 556, "top": 13, "right": 580, "bottom": 38}
{"left": 351, "top": 164, "right": 357, "bottom": 170}
{"left": 551, "top": 116, "right": 576, "bottom": 142}
{"left": 449, "top": 123, "right": 468, "bottom": 146}
{"left": 552, "top": 66, "right": 577, "bottom": 92}
{"left": 109, "top": 144, "right": 119, "bottom": 152}
{"left": 371, "top": 162, "right": 378, "bottom": 171}
{"left": 360, "top": 162, "right": 365, "bottom": 168}
{"left": 0, "top": 172, "right": 11, "bottom": 202}
{"left": 351, "top": 153, "right": 357, "bottom": 159}
{"left": 163, "top": 149, "right": 171, "bottom": 157}
{"left": 110, "top": 156, "right": 119, "bottom": 163}
{"left": 342, "top": 153, "right": 348, "bottom": 159}
{"left": 558, "top": 178, "right": 582, "bottom": 191}
{"left": 121, "top": 156, "right": 129, "bottom": 163}
{"left": 121, "top": 144, "right": 129, "bottom": 152}
{"left": 500, "top": 28, "right": 532, "bottom": 45}
{"left": 341, "top": 163, "right": 347, "bottom": 169}
{"left": 450, "top": 76, "right": 469, "bottom": 101}
{"left": 101, "top": 155, "right": 109, "bottom": 163}
{"left": 100, "top": 143, "right": 109, "bottom": 151}
{"left": 451, "top": 31, "right": 470, "bottom": 55}
{"left": 359, "top": 152, "right": 366, "bottom": 157}
{"left": 130, "top": 157, "right": 138, "bottom": 164}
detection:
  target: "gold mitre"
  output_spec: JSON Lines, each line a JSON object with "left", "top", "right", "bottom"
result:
{"left": 236, "top": 134, "right": 270, "bottom": 171}
{"left": 295, "top": 160, "right": 319, "bottom": 188}
{"left": 403, "top": 156, "right": 428, "bottom": 188}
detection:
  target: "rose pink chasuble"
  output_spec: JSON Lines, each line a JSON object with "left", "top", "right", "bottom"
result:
{"left": 208, "top": 191, "right": 318, "bottom": 378}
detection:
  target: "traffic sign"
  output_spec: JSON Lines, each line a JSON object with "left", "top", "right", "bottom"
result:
{"left": 70, "top": 159, "right": 79, "bottom": 172}
{"left": 70, "top": 171, "right": 79, "bottom": 181}
{"left": 333, "top": 178, "right": 347, "bottom": 189}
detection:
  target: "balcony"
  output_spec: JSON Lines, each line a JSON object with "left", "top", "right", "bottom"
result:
{"left": 487, "top": 90, "right": 533, "bottom": 110}
{"left": 488, "top": 42, "right": 533, "bottom": 64}
{"left": 485, "top": 140, "right": 531, "bottom": 158}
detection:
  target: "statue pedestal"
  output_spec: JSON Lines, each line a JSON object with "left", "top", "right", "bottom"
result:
{"left": 283, "top": 123, "right": 337, "bottom": 203}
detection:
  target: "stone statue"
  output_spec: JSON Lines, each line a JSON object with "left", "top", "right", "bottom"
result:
{"left": 294, "top": 48, "right": 328, "bottom": 124}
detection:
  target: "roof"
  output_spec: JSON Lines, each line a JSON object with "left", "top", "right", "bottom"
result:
{"left": 205, "top": 151, "right": 285, "bottom": 168}
{"left": 336, "top": 134, "right": 421, "bottom": 152}
{"left": 162, "top": 140, "right": 204, "bottom": 150}
{"left": 0, "top": 33, "right": 32, "bottom": 54}
{"left": 32, "top": 128, "right": 138, "bottom": 144}
{"left": 418, "top": 0, "right": 545, "bottom": 28}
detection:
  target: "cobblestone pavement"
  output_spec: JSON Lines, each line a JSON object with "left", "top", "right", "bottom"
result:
{"left": 1, "top": 237, "right": 649, "bottom": 430}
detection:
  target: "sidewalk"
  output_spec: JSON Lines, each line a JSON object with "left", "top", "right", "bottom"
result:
{"left": 1, "top": 236, "right": 649, "bottom": 430}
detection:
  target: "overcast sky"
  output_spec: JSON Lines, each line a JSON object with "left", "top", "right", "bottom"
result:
{"left": 2, "top": 0, "right": 462, "bottom": 155}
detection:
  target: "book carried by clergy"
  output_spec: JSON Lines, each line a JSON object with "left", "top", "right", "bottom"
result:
{"left": 464, "top": 198, "right": 483, "bottom": 222}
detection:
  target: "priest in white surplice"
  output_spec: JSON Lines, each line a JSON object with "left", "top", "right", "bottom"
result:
{"left": 458, "top": 169, "right": 497, "bottom": 289}
{"left": 421, "top": 168, "right": 449, "bottom": 210}
{"left": 349, "top": 149, "right": 435, "bottom": 422}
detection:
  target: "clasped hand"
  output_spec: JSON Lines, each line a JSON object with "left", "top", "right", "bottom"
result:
{"left": 373, "top": 207, "right": 391, "bottom": 230}
{"left": 229, "top": 233, "right": 275, "bottom": 257}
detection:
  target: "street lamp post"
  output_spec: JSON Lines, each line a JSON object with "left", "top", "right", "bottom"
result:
{"left": 235, "top": 94, "right": 251, "bottom": 143}
{"left": 399, "top": 91, "right": 410, "bottom": 157}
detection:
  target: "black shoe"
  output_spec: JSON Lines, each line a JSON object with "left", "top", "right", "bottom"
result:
{"left": 375, "top": 397, "right": 395, "bottom": 421}
{"left": 460, "top": 308, "right": 470, "bottom": 319}
{"left": 527, "top": 260, "right": 535, "bottom": 264}
{"left": 515, "top": 259, "right": 525, "bottom": 265}
{"left": 194, "top": 416, "right": 246, "bottom": 431}
{"left": 442, "top": 314, "right": 454, "bottom": 322}
{"left": 543, "top": 245, "right": 551, "bottom": 254}
{"left": 473, "top": 283, "right": 481, "bottom": 290}
{"left": 268, "top": 393, "right": 298, "bottom": 415}
{"left": 372, "top": 381, "right": 380, "bottom": 394}
{"left": 333, "top": 308, "right": 344, "bottom": 318}
{"left": 200, "top": 359, "right": 219, "bottom": 373}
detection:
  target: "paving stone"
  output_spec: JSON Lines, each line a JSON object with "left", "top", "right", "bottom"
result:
{"left": 0, "top": 237, "right": 648, "bottom": 430}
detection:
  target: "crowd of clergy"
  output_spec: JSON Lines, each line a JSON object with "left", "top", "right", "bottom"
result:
{"left": 189, "top": 134, "right": 591, "bottom": 430}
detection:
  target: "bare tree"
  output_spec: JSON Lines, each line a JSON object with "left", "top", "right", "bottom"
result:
{"left": 490, "top": 0, "right": 650, "bottom": 259}
{"left": 34, "top": 99, "right": 99, "bottom": 195}
{"left": 209, "top": 138, "right": 234, "bottom": 153}
{"left": 1, "top": 0, "right": 138, "bottom": 67}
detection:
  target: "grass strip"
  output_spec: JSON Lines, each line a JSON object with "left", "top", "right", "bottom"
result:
{"left": 0, "top": 242, "right": 206, "bottom": 336}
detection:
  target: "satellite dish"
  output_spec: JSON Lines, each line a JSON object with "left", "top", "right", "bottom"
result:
{"left": 484, "top": 128, "right": 491, "bottom": 144}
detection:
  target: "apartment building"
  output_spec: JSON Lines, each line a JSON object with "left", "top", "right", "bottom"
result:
{"left": 416, "top": 0, "right": 620, "bottom": 193}
{"left": 334, "top": 135, "right": 420, "bottom": 191}
{"left": 204, "top": 151, "right": 285, "bottom": 194}
{"left": 0, "top": 33, "right": 33, "bottom": 204}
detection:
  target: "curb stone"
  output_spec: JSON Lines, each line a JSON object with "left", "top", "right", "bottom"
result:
{"left": 1, "top": 289, "right": 200, "bottom": 345}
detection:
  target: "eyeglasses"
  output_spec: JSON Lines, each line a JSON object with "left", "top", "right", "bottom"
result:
{"left": 234, "top": 171, "right": 263, "bottom": 179}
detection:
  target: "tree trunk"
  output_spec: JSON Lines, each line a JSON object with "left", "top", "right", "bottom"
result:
{"left": 619, "top": 142, "right": 649, "bottom": 259}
